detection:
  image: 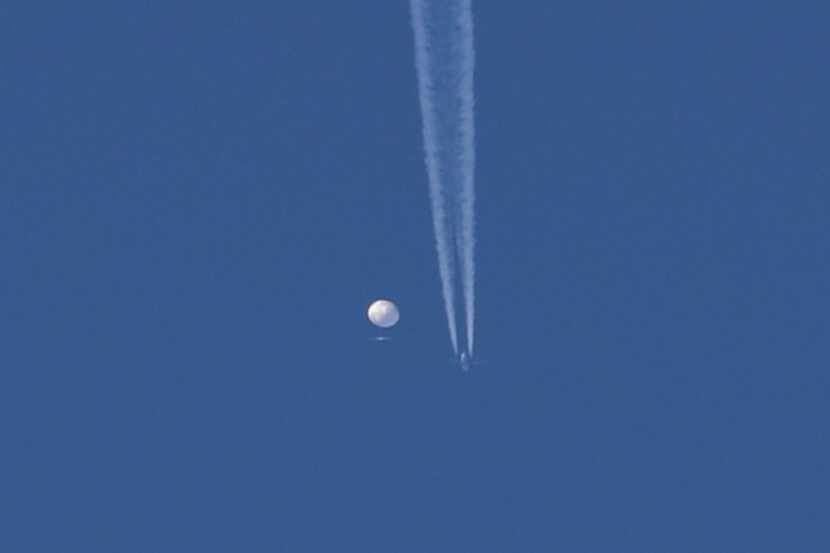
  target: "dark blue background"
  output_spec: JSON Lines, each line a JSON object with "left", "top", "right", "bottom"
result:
{"left": 2, "top": 1, "right": 827, "bottom": 550}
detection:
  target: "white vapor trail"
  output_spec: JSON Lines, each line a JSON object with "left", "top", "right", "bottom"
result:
{"left": 410, "top": 0, "right": 476, "bottom": 357}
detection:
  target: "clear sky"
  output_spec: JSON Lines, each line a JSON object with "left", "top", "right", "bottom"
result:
{"left": 2, "top": 1, "right": 828, "bottom": 551}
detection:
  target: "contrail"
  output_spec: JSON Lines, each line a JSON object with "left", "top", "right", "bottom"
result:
{"left": 409, "top": 0, "right": 476, "bottom": 357}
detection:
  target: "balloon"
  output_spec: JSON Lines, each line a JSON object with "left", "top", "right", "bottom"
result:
{"left": 367, "top": 299, "right": 400, "bottom": 328}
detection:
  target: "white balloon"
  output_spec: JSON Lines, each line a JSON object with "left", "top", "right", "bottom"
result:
{"left": 367, "top": 299, "right": 400, "bottom": 328}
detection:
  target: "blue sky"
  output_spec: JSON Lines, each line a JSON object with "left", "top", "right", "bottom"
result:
{"left": 2, "top": 1, "right": 828, "bottom": 551}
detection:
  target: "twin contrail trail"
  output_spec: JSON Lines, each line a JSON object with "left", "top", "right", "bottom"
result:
{"left": 409, "top": 0, "right": 476, "bottom": 358}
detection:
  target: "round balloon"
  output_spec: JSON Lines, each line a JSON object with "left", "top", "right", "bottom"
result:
{"left": 367, "top": 299, "right": 399, "bottom": 328}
